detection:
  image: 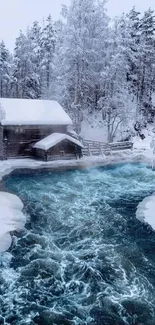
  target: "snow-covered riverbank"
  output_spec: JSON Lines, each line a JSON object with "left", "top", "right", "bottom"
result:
{"left": 0, "top": 146, "right": 153, "bottom": 179}
{"left": 136, "top": 195, "right": 155, "bottom": 230}
{"left": 0, "top": 192, "right": 25, "bottom": 252}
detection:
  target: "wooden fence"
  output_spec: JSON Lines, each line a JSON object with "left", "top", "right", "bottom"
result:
{"left": 82, "top": 140, "right": 133, "bottom": 157}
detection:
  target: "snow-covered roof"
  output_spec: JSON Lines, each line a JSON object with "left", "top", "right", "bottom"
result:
{"left": 33, "top": 133, "right": 84, "bottom": 151}
{"left": 0, "top": 98, "right": 72, "bottom": 126}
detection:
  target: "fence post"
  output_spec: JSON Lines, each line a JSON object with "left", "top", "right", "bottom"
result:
{"left": 88, "top": 143, "right": 91, "bottom": 156}
{"left": 99, "top": 144, "right": 103, "bottom": 156}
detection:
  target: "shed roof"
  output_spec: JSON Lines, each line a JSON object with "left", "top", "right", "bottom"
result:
{"left": 0, "top": 98, "right": 72, "bottom": 126}
{"left": 33, "top": 133, "right": 84, "bottom": 151}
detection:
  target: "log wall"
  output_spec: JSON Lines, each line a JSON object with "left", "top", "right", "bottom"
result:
{"left": 0, "top": 126, "right": 4, "bottom": 159}
{"left": 33, "top": 140, "right": 80, "bottom": 161}
{"left": 3, "top": 125, "right": 67, "bottom": 158}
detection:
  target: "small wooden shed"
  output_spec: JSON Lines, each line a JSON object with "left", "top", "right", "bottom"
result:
{"left": 33, "top": 133, "right": 84, "bottom": 161}
{"left": 0, "top": 98, "right": 81, "bottom": 160}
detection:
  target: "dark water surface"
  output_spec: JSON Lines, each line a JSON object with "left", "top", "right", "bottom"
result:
{"left": 1, "top": 163, "right": 155, "bottom": 325}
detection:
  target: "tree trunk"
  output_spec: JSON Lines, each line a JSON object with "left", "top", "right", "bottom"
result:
{"left": 107, "top": 111, "right": 111, "bottom": 142}
{"left": 0, "top": 80, "right": 3, "bottom": 97}
{"left": 74, "top": 61, "right": 79, "bottom": 105}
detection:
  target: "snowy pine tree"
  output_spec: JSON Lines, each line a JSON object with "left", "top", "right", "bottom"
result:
{"left": 29, "top": 21, "right": 42, "bottom": 98}
{"left": 0, "top": 41, "right": 11, "bottom": 98}
{"left": 40, "top": 15, "right": 56, "bottom": 98}
{"left": 12, "top": 30, "right": 41, "bottom": 99}
{"left": 1, "top": 4, "right": 155, "bottom": 141}
{"left": 0, "top": 102, "right": 5, "bottom": 121}
{"left": 138, "top": 9, "right": 155, "bottom": 122}
{"left": 53, "top": 0, "right": 109, "bottom": 124}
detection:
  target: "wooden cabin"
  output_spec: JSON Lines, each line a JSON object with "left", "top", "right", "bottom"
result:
{"left": 33, "top": 133, "right": 83, "bottom": 161}
{"left": 0, "top": 98, "right": 83, "bottom": 160}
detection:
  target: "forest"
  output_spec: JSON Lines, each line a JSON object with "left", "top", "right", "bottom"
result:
{"left": 0, "top": 0, "right": 155, "bottom": 141}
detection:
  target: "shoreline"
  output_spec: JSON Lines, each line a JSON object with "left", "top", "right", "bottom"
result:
{"left": 0, "top": 148, "right": 153, "bottom": 181}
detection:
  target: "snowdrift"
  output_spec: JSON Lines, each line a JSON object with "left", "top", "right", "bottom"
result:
{"left": 136, "top": 195, "right": 155, "bottom": 230}
{"left": 0, "top": 192, "right": 26, "bottom": 252}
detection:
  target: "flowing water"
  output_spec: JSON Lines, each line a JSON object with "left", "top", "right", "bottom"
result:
{"left": 1, "top": 163, "right": 155, "bottom": 325}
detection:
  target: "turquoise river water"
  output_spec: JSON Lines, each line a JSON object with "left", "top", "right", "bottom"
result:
{"left": 0, "top": 163, "right": 155, "bottom": 325}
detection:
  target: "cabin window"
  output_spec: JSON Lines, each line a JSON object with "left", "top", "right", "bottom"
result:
{"left": 15, "top": 127, "right": 25, "bottom": 133}
{"left": 3, "top": 129, "right": 9, "bottom": 140}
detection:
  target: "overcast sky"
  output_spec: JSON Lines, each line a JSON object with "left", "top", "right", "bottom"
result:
{"left": 1, "top": 0, "right": 155, "bottom": 51}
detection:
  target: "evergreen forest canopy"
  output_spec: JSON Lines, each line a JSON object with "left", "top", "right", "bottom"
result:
{"left": 0, "top": 0, "right": 155, "bottom": 140}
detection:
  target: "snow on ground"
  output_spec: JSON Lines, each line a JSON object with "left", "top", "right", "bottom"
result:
{"left": 0, "top": 148, "right": 151, "bottom": 180}
{"left": 81, "top": 120, "right": 107, "bottom": 141}
{"left": 133, "top": 128, "right": 154, "bottom": 150}
{"left": 80, "top": 109, "right": 133, "bottom": 142}
{"left": 0, "top": 192, "right": 25, "bottom": 252}
{"left": 136, "top": 195, "right": 155, "bottom": 230}
{"left": 81, "top": 121, "right": 154, "bottom": 160}
{"left": 0, "top": 98, "right": 72, "bottom": 125}
{"left": 133, "top": 136, "right": 152, "bottom": 150}
{"left": 0, "top": 192, "right": 23, "bottom": 210}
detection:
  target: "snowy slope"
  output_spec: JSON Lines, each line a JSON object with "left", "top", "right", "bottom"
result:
{"left": 81, "top": 120, "right": 107, "bottom": 141}
{"left": 133, "top": 127, "right": 155, "bottom": 152}
{"left": 80, "top": 109, "right": 134, "bottom": 142}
